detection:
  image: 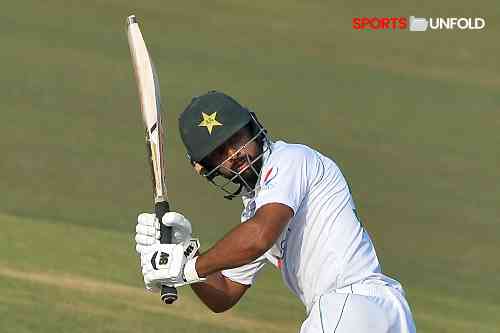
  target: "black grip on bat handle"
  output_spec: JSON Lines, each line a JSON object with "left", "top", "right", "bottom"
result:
{"left": 155, "top": 200, "right": 178, "bottom": 304}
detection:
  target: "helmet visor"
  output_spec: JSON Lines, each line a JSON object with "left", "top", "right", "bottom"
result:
{"left": 204, "top": 127, "right": 269, "bottom": 198}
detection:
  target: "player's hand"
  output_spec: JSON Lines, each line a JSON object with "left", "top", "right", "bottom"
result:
{"left": 141, "top": 239, "right": 204, "bottom": 292}
{"left": 162, "top": 212, "right": 193, "bottom": 244}
{"left": 135, "top": 212, "right": 193, "bottom": 254}
{"left": 135, "top": 213, "right": 160, "bottom": 254}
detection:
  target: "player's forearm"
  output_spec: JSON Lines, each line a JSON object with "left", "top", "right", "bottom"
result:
{"left": 194, "top": 204, "right": 292, "bottom": 277}
{"left": 196, "top": 220, "right": 270, "bottom": 277}
{"left": 190, "top": 272, "right": 243, "bottom": 313}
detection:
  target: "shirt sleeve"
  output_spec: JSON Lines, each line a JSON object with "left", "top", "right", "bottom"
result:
{"left": 221, "top": 254, "right": 268, "bottom": 285}
{"left": 254, "top": 147, "right": 312, "bottom": 214}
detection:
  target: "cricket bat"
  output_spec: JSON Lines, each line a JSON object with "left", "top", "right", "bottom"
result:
{"left": 126, "top": 14, "right": 177, "bottom": 304}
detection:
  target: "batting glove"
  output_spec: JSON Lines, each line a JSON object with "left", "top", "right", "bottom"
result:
{"left": 135, "top": 212, "right": 193, "bottom": 254}
{"left": 141, "top": 239, "right": 204, "bottom": 292}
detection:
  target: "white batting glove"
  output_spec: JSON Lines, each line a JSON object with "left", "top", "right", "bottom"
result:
{"left": 162, "top": 212, "right": 192, "bottom": 243}
{"left": 141, "top": 239, "right": 204, "bottom": 292}
{"left": 135, "top": 212, "right": 193, "bottom": 254}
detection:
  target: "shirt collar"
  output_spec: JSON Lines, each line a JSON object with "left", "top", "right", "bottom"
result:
{"left": 242, "top": 139, "right": 274, "bottom": 201}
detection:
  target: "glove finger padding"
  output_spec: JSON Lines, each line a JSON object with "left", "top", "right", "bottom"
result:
{"left": 137, "top": 213, "right": 158, "bottom": 227}
{"left": 162, "top": 212, "right": 193, "bottom": 244}
{"left": 136, "top": 244, "right": 149, "bottom": 255}
{"left": 135, "top": 234, "right": 159, "bottom": 255}
{"left": 135, "top": 233, "right": 158, "bottom": 246}
{"left": 135, "top": 223, "right": 158, "bottom": 238}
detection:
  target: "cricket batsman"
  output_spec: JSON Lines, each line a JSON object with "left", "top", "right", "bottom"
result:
{"left": 134, "top": 91, "right": 416, "bottom": 332}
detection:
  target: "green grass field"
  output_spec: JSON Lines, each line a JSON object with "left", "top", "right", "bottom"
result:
{"left": 1, "top": 1, "right": 499, "bottom": 332}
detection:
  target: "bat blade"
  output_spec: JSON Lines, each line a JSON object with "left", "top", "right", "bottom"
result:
{"left": 126, "top": 16, "right": 160, "bottom": 128}
{"left": 126, "top": 14, "right": 178, "bottom": 305}
{"left": 126, "top": 15, "right": 167, "bottom": 202}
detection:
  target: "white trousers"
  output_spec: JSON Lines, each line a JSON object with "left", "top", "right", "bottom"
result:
{"left": 300, "top": 283, "right": 416, "bottom": 333}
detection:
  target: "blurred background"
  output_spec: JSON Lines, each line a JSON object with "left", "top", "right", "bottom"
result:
{"left": 1, "top": 1, "right": 499, "bottom": 332}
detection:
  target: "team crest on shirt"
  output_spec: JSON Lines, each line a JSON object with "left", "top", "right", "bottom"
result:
{"left": 261, "top": 166, "right": 278, "bottom": 188}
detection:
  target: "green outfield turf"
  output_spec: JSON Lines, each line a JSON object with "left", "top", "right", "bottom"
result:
{"left": 1, "top": 1, "right": 499, "bottom": 332}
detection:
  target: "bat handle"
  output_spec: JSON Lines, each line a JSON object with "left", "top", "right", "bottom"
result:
{"left": 155, "top": 200, "right": 178, "bottom": 304}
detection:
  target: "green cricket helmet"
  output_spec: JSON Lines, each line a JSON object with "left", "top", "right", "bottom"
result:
{"left": 178, "top": 91, "right": 270, "bottom": 199}
{"left": 179, "top": 91, "right": 253, "bottom": 163}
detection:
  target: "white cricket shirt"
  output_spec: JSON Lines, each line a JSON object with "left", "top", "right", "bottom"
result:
{"left": 222, "top": 141, "right": 401, "bottom": 313}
